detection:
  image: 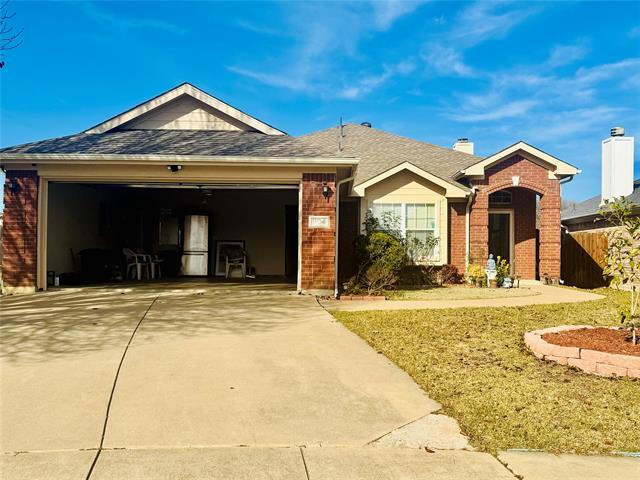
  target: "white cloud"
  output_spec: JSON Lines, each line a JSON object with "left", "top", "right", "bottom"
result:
{"left": 525, "top": 106, "right": 624, "bottom": 142}
{"left": 422, "top": 2, "right": 538, "bottom": 77}
{"left": 450, "top": 100, "right": 537, "bottom": 122}
{"left": 372, "top": 0, "right": 426, "bottom": 30}
{"left": 230, "top": 1, "right": 424, "bottom": 98}
{"left": 422, "top": 44, "right": 474, "bottom": 77}
{"left": 337, "top": 61, "right": 416, "bottom": 99}
{"left": 545, "top": 44, "right": 589, "bottom": 68}
{"left": 448, "top": 2, "right": 537, "bottom": 48}
{"left": 79, "top": 2, "right": 186, "bottom": 35}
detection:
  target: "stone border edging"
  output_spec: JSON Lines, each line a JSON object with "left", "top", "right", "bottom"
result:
{"left": 524, "top": 326, "right": 640, "bottom": 379}
{"left": 337, "top": 295, "right": 387, "bottom": 301}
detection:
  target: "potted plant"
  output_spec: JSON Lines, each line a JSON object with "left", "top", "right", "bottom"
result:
{"left": 495, "top": 256, "right": 511, "bottom": 287}
{"left": 467, "top": 264, "right": 485, "bottom": 288}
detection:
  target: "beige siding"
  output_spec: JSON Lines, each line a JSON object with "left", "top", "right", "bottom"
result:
{"left": 47, "top": 183, "right": 114, "bottom": 274}
{"left": 123, "top": 96, "right": 250, "bottom": 131}
{"left": 361, "top": 170, "right": 449, "bottom": 264}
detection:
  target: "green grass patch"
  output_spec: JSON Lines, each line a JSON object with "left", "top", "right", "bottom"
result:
{"left": 334, "top": 288, "right": 640, "bottom": 455}
{"left": 388, "top": 285, "right": 541, "bottom": 301}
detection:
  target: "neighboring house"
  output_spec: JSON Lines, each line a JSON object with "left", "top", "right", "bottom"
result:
{"left": 0, "top": 83, "right": 579, "bottom": 295}
{"left": 561, "top": 179, "right": 640, "bottom": 232}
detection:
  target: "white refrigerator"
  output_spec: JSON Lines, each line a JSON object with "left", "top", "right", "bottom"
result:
{"left": 180, "top": 215, "right": 209, "bottom": 276}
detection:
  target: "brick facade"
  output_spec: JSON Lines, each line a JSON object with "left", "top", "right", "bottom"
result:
{"left": 511, "top": 188, "right": 537, "bottom": 279}
{"left": 301, "top": 173, "right": 336, "bottom": 291}
{"left": 448, "top": 201, "right": 467, "bottom": 274}
{"left": 2, "top": 171, "right": 39, "bottom": 291}
{"left": 468, "top": 154, "right": 561, "bottom": 279}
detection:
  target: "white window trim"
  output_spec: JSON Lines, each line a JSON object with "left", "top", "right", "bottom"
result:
{"left": 369, "top": 200, "right": 441, "bottom": 263}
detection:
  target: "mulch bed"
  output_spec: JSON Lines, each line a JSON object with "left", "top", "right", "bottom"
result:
{"left": 543, "top": 327, "right": 640, "bottom": 357}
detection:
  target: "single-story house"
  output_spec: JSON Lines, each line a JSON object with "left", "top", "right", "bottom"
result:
{"left": 1, "top": 83, "right": 579, "bottom": 295}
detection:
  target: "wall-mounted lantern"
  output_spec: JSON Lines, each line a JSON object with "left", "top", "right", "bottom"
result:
{"left": 321, "top": 183, "right": 332, "bottom": 200}
{"left": 6, "top": 177, "right": 20, "bottom": 194}
{"left": 167, "top": 165, "right": 183, "bottom": 173}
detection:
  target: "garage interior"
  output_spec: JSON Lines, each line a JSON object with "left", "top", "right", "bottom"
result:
{"left": 46, "top": 182, "right": 299, "bottom": 286}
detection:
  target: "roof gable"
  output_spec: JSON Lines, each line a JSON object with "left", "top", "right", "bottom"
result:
{"left": 84, "top": 83, "right": 286, "bottom": 135}
{"left": 352, "top": 162, "right": 469, "bottom": 198}
{"left": 459, "top": 141, "right": 580, "bottom": 180}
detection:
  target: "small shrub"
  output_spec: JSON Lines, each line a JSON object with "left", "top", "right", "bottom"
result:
{"left": 466, "top": 263, "right": 485, "bottom": 286}
{"left": 398, "top": 265, "right": 438, "bottom": 287}
{"left": 343, "top": 276, "right": 366, "bottom": 295}
{"left": 599, "top": 197, "right": 640, "bottom": 344}
{"left": 347, "top": 210, "right": 441, "bottom": 295}
{"left": 438, "top": 264, "right": 462, "bottom": 285}
{"left": 366, "top": 231, "right": 407, "bottom": 273}
{"left": 363, "top": 263, "right": 398, "bottom": 295}
{"left": 495, "top": 257, "right": 510, "bottom": 286}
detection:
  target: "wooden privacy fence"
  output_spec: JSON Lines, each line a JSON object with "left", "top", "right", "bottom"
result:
{"left": 561, "top": 231, "right": 608, "bottom": 288}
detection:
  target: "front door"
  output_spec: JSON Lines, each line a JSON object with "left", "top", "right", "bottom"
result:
{"left": 488, "top": 212, "right": 512, "bottom": 266}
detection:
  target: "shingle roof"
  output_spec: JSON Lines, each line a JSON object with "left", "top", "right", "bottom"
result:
{"left": 0, "top": 129, "right": 344, "bottom": 158}
{"left": 561, "top": 179, "right": 640, "bottom": 221}
{"left": 298, "top": 123, "right": 482, "bottom": 188}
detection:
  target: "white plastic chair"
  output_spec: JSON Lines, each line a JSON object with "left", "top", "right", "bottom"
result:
{"left": 225, "top": 248, "right": 247, "bottom": 279}
{"left": 122, "top": 248, "right": 150, "bottom": 280}
{"left": 148, "top": 254, "right": 164, "bottom": 279}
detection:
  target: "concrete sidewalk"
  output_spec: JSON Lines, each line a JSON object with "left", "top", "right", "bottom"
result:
{"left": 498, "top": 451, "right": 640, "bottom": 480}
{"left": 2, "top": 447, "right": 515, "bottom": 480}
{"left": 322, "top": 285, "right": 604, "bottom": 312}
{"left": 5, "top": 447, "right": 638, "bottom": 479}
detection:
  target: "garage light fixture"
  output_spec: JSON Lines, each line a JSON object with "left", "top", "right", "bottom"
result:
{"left": 6, "top": 177, "right": 20, "bottom": 193}
{"left": 322, "top": 183, "right": 332, "bottom": 201}
{"left": 167, "top": 165, "right": 183, "bottom": 173}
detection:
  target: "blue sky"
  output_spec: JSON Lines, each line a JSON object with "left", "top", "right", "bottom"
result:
{"left": 1, "top": 0, "right": 639, "bottom": 208}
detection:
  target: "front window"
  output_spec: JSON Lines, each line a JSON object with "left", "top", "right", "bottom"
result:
{"left": 371, "top": 202, "right": 439, "bottom": 261}
{"left": 489, "top": 190, "right": 512, "bottom": 205}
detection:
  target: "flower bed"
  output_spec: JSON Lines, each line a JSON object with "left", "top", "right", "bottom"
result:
{"left": 524, "top": 326, "right": 640, "bottom": 378}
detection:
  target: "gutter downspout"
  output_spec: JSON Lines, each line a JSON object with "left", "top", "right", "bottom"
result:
{"left": 334, "top": 175, "right": 356, "bottom": 298}
{"left": 465, "top": 187, "right": 477, "bottom": 272}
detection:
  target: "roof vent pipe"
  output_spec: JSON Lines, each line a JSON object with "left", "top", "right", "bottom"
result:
{"left": 360, "top": 122, "right": 372, "bottom": 128}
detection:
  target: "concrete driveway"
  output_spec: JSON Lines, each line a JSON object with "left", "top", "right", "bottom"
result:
{"left": 1, "top": 281, "right": 516, "bottom": 479}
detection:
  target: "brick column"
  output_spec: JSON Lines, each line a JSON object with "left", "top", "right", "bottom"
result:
{"left": 512, "top": 189, "right": 537, "bottom": 279}
{"left": 448, "top": 202, "right": 467, "bottom": 274}
{"left": 2, "top": 170, "right": 39, "bottom": 293}
{"left": 301, "top": 173, "right": 336, "bottom": 292}
{"left": 539, "top": 182, "right": 561, "bottom": 278}
{"left": 469, "top": 189, "right": 489, "bottom": 264}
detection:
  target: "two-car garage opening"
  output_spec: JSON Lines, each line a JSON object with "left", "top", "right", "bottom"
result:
{"left": 45, "top": 182, "right": 299, "bottom": 287}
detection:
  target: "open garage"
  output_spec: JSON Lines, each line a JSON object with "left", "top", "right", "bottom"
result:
{"left": 45, "top": 182, "right": 300, "bottom": 286}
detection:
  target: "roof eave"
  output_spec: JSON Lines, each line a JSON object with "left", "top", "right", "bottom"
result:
{"left": 0, "top": 152, "right": 358, "bottom": 167}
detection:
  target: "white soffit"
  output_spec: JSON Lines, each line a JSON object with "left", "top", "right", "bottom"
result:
{"left": 352, "top": 162, "right": 469, "bottom": 198}
{"left": 459, "top": 141, "right": 581, "bottom": 179}
{"left": 84, "top": 83, "right": 286, "bottom": 135}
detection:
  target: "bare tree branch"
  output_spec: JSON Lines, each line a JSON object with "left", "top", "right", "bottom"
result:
{"left": 0, "top": 0, "right": 23, "bottom": 68}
